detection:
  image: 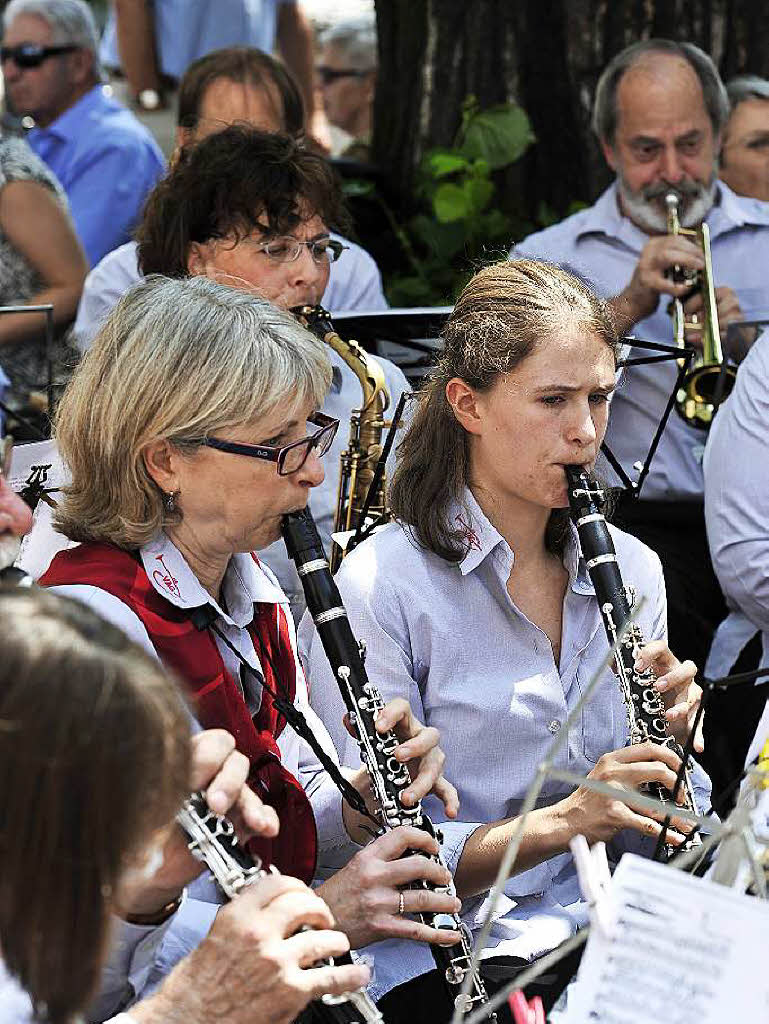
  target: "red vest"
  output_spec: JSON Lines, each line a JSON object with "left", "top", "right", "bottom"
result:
{"left": 41, "top": 542, "right": 317, "bottom": 882}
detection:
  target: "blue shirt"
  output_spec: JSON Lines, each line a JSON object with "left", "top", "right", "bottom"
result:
{"left": 299, "top": 489, "right": 712, "bottom": 999}
{"left": 513, "top": 182, "right": 769, "bottom": 500}
{"left": 26, "top": 86, "right": 165, "bottom": 266}
{"left": 703, "top": 329, "right": 769, "bottom": 677}
{"left": 100, "top": 0, "right": 291, "bottom": 81}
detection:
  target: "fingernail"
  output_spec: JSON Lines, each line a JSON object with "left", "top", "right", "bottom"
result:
{"left": 207, "top": 789, "right": 228, "bottom": 814}
{"left": 634, "top": 658, "right": 643, "bottom": 670}
{"left": 656, "top": 676, "right": 668, "bottom": 691}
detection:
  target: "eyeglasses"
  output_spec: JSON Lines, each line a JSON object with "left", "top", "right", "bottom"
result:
{"left": 202, "top": 412, "right": 339, "bottom": 476}
{"left": 254, "top": 236, "right": 348, "bottom": 265}
{"left": 0, "top": 43, "right": 78, "bottom": 68}
{"left": 315, "top": 66, "right": 369, "bottom": 86}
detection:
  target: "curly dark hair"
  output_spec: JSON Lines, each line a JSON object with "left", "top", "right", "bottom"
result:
{"left": 136, "top": 126, "right": 351, "bottom": 278}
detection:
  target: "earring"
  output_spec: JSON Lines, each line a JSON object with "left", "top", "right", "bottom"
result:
{"left": 164, "top": 490, "right": 179, "bottom": 514}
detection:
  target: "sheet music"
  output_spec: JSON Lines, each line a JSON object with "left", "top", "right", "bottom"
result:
{"left": 7, "top": 440, "right": 75, "bottom": 579}
{"left": 565, "top": 853, "right": 769, "bottom": 1024}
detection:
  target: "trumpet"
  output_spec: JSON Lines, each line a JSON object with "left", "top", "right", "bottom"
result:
{"left": 665, "top": 192, "right": 736, "bottom": 429}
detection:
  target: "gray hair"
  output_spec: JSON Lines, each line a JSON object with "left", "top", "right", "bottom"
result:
{"left": 726, "top": 75, "right": 769, "bottom": 110}
{"left": 53, "top": 275, "right": 333, "bottom": 548}
{"left": 3, "top": 0, "right": 100, "bottom": 58}
{"left": 321, "top": 16, "right": 377, "bottom": 71}
{"left": 593, "top": 39, "right": 729, "bottom": 144}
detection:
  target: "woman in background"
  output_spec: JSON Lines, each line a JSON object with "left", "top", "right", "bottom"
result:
{"left": 0, "top": 134, "right": 87, "bottom": 412}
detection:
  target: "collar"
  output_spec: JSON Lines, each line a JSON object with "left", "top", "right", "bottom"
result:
{"left": 29, "top": 85, "right": 108, "bottom": 142}
{"left": 453, "top": 488, "right": 595, "bottom": 595}
{"left": 140, "top": 532, "right": 287, "bottom": 627}
{"left": 575, "top": 179, "right": 769, "bottom": 249}
{"left": 452, "top": 488, "right": 509, "bottom": 576}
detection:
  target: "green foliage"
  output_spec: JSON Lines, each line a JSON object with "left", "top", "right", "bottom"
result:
{"left": 383, "top": 96, "right": 537, "bottom": 306}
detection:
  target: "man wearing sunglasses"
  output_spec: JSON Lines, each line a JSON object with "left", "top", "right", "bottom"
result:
{"left": 2, "top": 0, "right": 164, "bottom": 266}
{"left": 316, "top": 17, "right": 376, "bottom": 161}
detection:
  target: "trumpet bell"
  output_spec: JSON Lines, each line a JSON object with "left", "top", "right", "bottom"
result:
{"left": 675, "top": 361, "right": 737, "bottom": 428}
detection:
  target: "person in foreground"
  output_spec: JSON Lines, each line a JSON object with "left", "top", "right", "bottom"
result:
{"left": 301, "top": 260, "right": 709, "bottom": 1021}
{"left": 0, "top": 587, "right": 366, "bottom": 1024}
{"left": 38, "top": 274, "right": 460, "bottom": 1004}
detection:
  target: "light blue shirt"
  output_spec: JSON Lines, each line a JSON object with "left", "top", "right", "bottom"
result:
{"left": 513, "top": 182, "right": 769, "bottom": 500}
{"left": 703, "top": 330, "right": 769, "bottom": 678}
{"left": 100, "top": 0, "right": 291, "bottom": 81}
{"left": 299, "top": 489, "right": 712, "bottom": 1000}
{"left": 26, "top": 86, "right": 165, "bottom": 266}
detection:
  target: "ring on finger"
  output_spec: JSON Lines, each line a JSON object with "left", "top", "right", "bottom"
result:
{"left": 398, "top": 891, "right": 405, "bottom": 915}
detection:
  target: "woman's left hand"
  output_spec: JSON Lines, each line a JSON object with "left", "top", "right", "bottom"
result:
{"left": 376, "top": 698, "right": 459, "bottom": 817}
{"left": 341, "top": 699, "right": 459, "bottom": 844}
{"left": 634, "top": 640, "right": 703, "bottom": 753}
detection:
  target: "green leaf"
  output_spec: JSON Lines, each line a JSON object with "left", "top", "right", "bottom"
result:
{"left": 423, "top": 149, "right": 471, "bottom": 179}
{"left": 432, "top": 182, "right": 471, "bottom": 223}
{"left": 458, "top": 103, "right": 535, "bottom": 170}
{"left": 410, "top": 213, "right": 467, "bottom": 260}
{"left": 341, "top": 178, "right": 376, "bottom": 198}
{"left": 463, "top": 177, "right": 494, "bottom": 215}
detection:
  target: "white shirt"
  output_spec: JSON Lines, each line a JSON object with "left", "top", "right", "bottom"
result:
{"left": 72, "top": 236, "right": 388, "bottom": 353}
{"left": 299, "top": 489, "right": 712, "bottom": 1000}
{"left": 703, "top": 329, "right": 769, "bottom": 717}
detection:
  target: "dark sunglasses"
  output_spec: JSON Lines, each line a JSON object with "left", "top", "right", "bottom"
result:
{"left": 315, "top": 65, "right": 369, "bottom": 86}
{"left": 0, "top": 43, "right": 78, "bottom": 68}
{"left": 202, "top": 412, "right": 339, "bottom": 476}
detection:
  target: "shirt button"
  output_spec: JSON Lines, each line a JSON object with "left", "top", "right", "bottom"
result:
{"left": 548, "top": 719, "right": 561, "bottom": 734}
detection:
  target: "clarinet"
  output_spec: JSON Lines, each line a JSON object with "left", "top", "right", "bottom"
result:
{"left": 564, "top": 465, "right": 702, "bottom": 856}
{"left": 177, "top": 791, "right": 384, "bottom": 1024}
{"left": 282, "top": 508, "right": 495, "bottom": 1022}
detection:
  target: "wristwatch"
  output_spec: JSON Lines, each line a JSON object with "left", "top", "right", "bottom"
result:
{"left": 136, "top": 88, "right": 162, "bottom": 112}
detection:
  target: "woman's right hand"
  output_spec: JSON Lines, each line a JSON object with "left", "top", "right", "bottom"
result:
{"left": 317, "top": 825, "right": 463, "bottom": 950}
{"left": 134, "top": 874, "right": 369, "bottom": 1024}
{"left": 556, "top": 741, "right": 695, "bottom": 846}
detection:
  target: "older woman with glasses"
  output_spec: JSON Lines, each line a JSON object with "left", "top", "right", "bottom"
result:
{"left": 39, "top": 273, "right": 461, "bottom": 1006}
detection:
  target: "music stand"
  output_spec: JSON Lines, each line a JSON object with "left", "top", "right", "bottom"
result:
{"left": 0, "top": 303, "right": 55, "bottom": 439}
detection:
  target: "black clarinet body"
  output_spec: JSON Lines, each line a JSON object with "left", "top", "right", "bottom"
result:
{"left": 282, "top": 507, "right": 495, "bottom": 1021}
{"left": 564, "top": 465, "right": 701, "bottom": 855}
{"left": 177, "top": 791, "right": 384, "bottom": 1024}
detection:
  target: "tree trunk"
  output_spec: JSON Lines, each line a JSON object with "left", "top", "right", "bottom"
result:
{"left": 373, "top": 0, "right": 769, "bottom": 228}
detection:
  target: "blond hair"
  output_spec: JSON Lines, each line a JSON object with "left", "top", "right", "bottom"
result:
{"left": 54, "top": 275, "right": 332, "bottom": 548}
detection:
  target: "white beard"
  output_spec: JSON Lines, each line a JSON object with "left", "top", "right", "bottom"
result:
{"left": 617, "top": 172, "right": 718, "bottom": 233}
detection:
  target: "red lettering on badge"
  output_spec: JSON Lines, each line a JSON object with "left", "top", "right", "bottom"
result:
{"left": 455, "top": 512, "right": 481, "bottom": 551}
{"left": 152, "top": 553, "right": 181, "bottom": 598}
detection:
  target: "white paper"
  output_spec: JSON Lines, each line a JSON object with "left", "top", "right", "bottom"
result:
{"left": 7, "top": 440, "right": 75, "bottom": 579}
{"left": 565, "top": 853, "right": 769, "bottom": 1024}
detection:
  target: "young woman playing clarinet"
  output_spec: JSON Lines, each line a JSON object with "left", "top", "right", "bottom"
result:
{"left": 301, "top": 259, "right": 711, "bottom": 1021}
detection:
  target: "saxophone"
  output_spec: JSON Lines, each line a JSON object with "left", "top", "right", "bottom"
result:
{"left": 564, "top": 465, "right": 702, "bottom": 858}
{"left": 282, "top": 507, "right": 496, "bottom": 1022}
{"left": 293, "top": 305, "right": 390, "bottom": 572}
{"left": 177, "top": 791, "right": 385, "bottom": 1024}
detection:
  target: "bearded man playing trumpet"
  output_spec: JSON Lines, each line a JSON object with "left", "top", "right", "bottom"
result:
{"left": 514, "top": 39, "right": 769, "bottom": 794}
